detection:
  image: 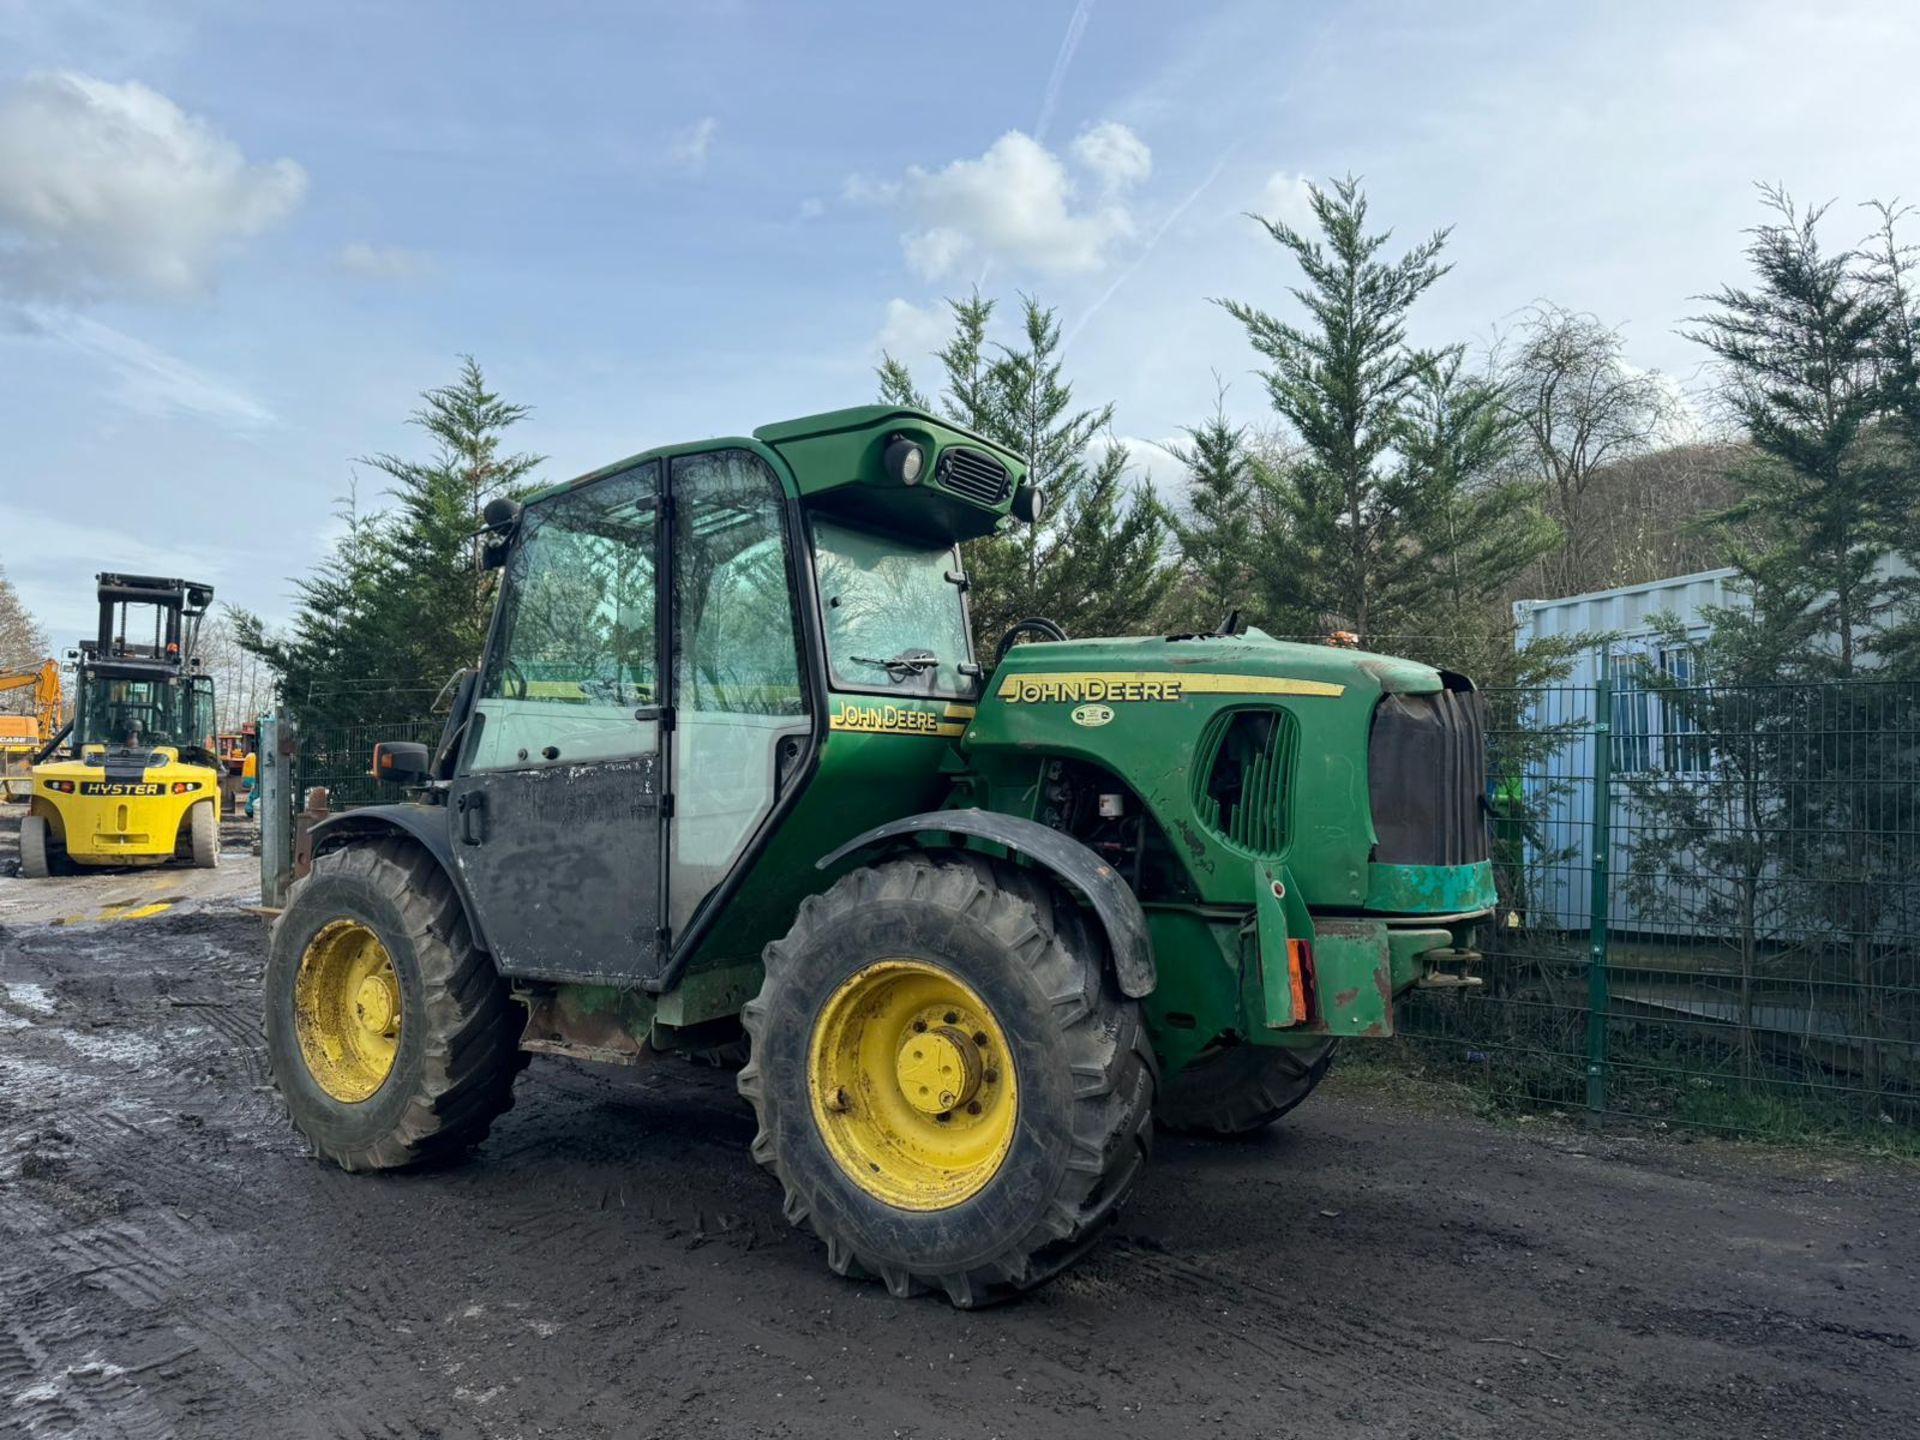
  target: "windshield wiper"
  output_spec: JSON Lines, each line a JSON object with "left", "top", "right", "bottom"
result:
{"left": 850, "top": 650, "right": 940, "bottom": 683}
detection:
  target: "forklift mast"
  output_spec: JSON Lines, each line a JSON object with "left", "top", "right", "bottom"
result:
{"left": 89, "top": 573, "right": 216, "bottom": 669}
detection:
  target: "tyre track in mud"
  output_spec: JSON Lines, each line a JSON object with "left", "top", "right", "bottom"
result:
{"left": 2, "top": 896, "right": 1918, "bottom": 1438}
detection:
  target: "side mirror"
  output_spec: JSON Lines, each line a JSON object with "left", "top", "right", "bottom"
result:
{"left": 371, "top": 740, "right": 433, "bottom": 786}
{"left": 477, "top": 496, "right": 523, "bottom": 572}
{"left": 1011, "top": 483, "right": 1044, "bottom": 525}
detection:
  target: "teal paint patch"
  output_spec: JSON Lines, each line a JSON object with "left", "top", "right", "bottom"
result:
{"left": 1364, "top": 860, "right": 1496, "bottom": 914}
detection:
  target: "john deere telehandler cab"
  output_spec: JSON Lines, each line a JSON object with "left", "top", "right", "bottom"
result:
{"left": 21, "top": 574, "right": 222, "bottom": 878}
{"left": 267, "top": 406, "right": 1493, "bottom": 1306}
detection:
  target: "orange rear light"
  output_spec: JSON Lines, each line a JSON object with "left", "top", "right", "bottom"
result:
{"left": 1286, "top": 940, "right": 1312, "bottom": 1025}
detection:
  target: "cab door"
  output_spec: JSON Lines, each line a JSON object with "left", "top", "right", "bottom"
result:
{"left": 450, "top": 461, "right": 666, "bottom": 984}
{"left": 663, "top": 449, "right": 813, "bottom": 945}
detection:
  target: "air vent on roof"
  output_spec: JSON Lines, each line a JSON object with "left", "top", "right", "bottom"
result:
{"left": 935, "top": 446, "right": 1012, "bottom": 505}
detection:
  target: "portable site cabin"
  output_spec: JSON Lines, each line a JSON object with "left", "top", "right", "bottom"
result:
{"left": 1509, "top": 567, "right": 1744, "bottom": 937}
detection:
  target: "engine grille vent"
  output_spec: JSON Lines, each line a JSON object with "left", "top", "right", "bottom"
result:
{"left": 1368, "top": 681, "right": 1489, "bottom": 867}
{"left": 935, "top": 446, "right": 1012, "bottom": 505}
{"left": 1192, "top": 708, "right": 1297, "bottom": 857}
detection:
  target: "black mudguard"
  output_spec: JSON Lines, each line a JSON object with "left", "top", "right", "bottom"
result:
{"left": 305, "top": 803, "right": 492, "bottom": 954}
{"left": 816, "top": 808, "right": 1156, "bottom": 998}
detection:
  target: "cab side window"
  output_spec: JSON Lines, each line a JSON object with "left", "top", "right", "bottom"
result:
{"left": 669, "top": 449, "right": 807, "bottom": 931}
{"left": 672, "top": 451, "right": 805, "bottom": 717}
{"left": 466, "top": 463, "right": 659, "bottom": 771}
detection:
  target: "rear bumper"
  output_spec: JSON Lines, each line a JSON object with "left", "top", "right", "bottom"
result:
{"left": 35, "top": 791, "right": 214, "bottom": 861}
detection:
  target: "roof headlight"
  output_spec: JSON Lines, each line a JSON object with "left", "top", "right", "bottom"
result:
{"left": 884, "top": 434, "right": 926, "bottom": 486}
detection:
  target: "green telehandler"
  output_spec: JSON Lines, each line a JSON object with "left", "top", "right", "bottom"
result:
{"left": 265, "top": 406, "right": 1491, "bottom": 1306}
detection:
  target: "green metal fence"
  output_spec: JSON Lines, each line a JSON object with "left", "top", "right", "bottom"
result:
{"left": 292, "top": 718, "right": 440, "bottom": 810}
{"left": 1401, "top": 675, "right": 1920, "bottom": 1145}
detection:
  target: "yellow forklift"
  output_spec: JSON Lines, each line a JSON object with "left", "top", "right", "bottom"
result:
{"left": 20, "top": 575, "right": 221, "bottom": 878}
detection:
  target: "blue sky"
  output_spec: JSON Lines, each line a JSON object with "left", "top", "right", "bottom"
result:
{"left": 3, "top": 0, "right": 1918, "bottom": 645}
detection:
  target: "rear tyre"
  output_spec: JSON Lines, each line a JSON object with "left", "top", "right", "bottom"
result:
{"left": 1155, "top": 1041, "right": 1335, "bottom": 1136}
{"left": 19, "top": 814, "right": 50, "bottom": 879}
{"left": 265, "top": 837, "right": 522, "bottom": 1171}
{"left": 740, "top": 853, "right": 1156, "bottom": 1308}
{"left": 188, "top": 801, "right": 219, "bottom": 869}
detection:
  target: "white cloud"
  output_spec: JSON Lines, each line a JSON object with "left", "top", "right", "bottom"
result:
{"left": 27, "top": 308, "right": 274, "bottom": 429}
{"left": 874, "top": 298, "right": 947, "bottom": 360}
{"left": 0, "top": 71, "right": 306, "bottom": 302}
{"left": 1088, "top": 431, "right": 1183, "bottom": 496}
{"left": 668, "top": 116, "right": 718, "bottom": 174}
{"left": 1072, "top": 121, "right": 1150, "bottom": 194}
{"left": 1256, "top": 170, "right": 1316, "bottom": 229}
{"left": 335, "top": 242, "right": 432, "bottom": 281}
{"left": 857, "top": 127, "right": 1149, "bottom": 281}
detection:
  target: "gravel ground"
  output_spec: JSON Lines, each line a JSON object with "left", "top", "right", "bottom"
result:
{"left": 1, "top": 816, "right": 1916, "bottom": 1439}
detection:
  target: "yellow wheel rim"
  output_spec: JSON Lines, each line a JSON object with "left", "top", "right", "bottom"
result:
{"left": 293, "top": 919, "right": 403, "bottom": 1103}
{"left": 808, "top": 959, "right": 1018, "bottom": 1211}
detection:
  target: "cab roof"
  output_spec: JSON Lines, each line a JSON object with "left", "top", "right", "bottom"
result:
{"left": 530, "top": 405, "right": 1028, "bottom": 545}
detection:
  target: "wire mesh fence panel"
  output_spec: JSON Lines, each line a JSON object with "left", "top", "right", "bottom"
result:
{"left": 1399, "top": 685, "right": 1601, "bottom": 1112}
{"left": 1400, "top": 677, "right": 1920, "bottom": 1146}
{"left": 293, "top": 718, "right": 440, "bottom": 810}
{"left": 1602, "top": 679, "right": 1918, "bottom": 1138}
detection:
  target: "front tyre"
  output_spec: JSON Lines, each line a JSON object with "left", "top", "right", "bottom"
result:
{"left": 1155, "top": 1041, "right": 1335, "bottom": 1136}
{"left": 187, "top": 800, "right": 219, "bottom": 869}
{"left": 740, "top": 854, "right": 1155, "bottom": 1308}
{"left": 19, "top": 813, "right": 51, "bottom": 879}
{"left": 265, "top": 838, "right": 522, "bottom": 1171}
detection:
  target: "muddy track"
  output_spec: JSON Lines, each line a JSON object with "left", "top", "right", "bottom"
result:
{"left": 1, "top": 901, "right": 1917, "bottom": 1439}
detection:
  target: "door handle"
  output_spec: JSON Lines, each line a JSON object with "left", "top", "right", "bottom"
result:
{"left": 457, "top": 790, "right": 487, "bottom": 845}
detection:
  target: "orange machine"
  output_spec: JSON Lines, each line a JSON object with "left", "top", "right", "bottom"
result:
{"left": 0, "top": 659, "right": 62, "bottom": 800}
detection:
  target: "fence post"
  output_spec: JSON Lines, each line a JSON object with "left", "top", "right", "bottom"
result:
{"left": 258, "top": 708, "right": 292, "bottom": 908}
{"left": 1585, "top": 660, "right": 1613, "bottom": 1122}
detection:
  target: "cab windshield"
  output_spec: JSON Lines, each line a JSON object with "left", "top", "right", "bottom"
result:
{"left": 811, "top": 517, "right": 975, "bottom": 700}
{"left": 78, "top": 674, "right": 189, "bottom": 749}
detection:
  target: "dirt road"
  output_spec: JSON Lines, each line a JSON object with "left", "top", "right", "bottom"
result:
{"left": 2, "top": 873, "right": 1916, "bottom": 1438}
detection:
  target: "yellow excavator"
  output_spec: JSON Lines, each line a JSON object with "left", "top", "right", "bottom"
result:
{"left": 0, "top": 658, "right": 62, "bottom": 801}
{"left": 20, "top": 575, "right": 221, "bottom": 878}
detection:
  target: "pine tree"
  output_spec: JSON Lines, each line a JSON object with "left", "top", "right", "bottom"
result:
{"left": 233, "top": 482, "right": 398, "bottom": 725}
{"left": 1666, "top": 187, "right": 1920, "bottom": 1098}
{"left": 877, "top": 294, "right": 1174, "bottom": 646}
{"left": 877, "top": 293, "right": 992, "bottom": 428}
{"left": 362, "top": 357, "right": 544, "bottom": 697}
{"left": 237, "top": 359, "right": 544, "bottom": 728}
{"left": 1218, "top": 175, "right": 1451, "bottom": 642}
{"left": 1686, "top": 187, "right": 1911, "bottom": 678}
{"left": 1167, "top": 387, "right": 1257, "bottom": 630}
{"left": 1387, "top": 352, "right": 1561, "bottom": 674}
{"left": 1860, "top": 199, "right": 1920, "bottom": 673}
